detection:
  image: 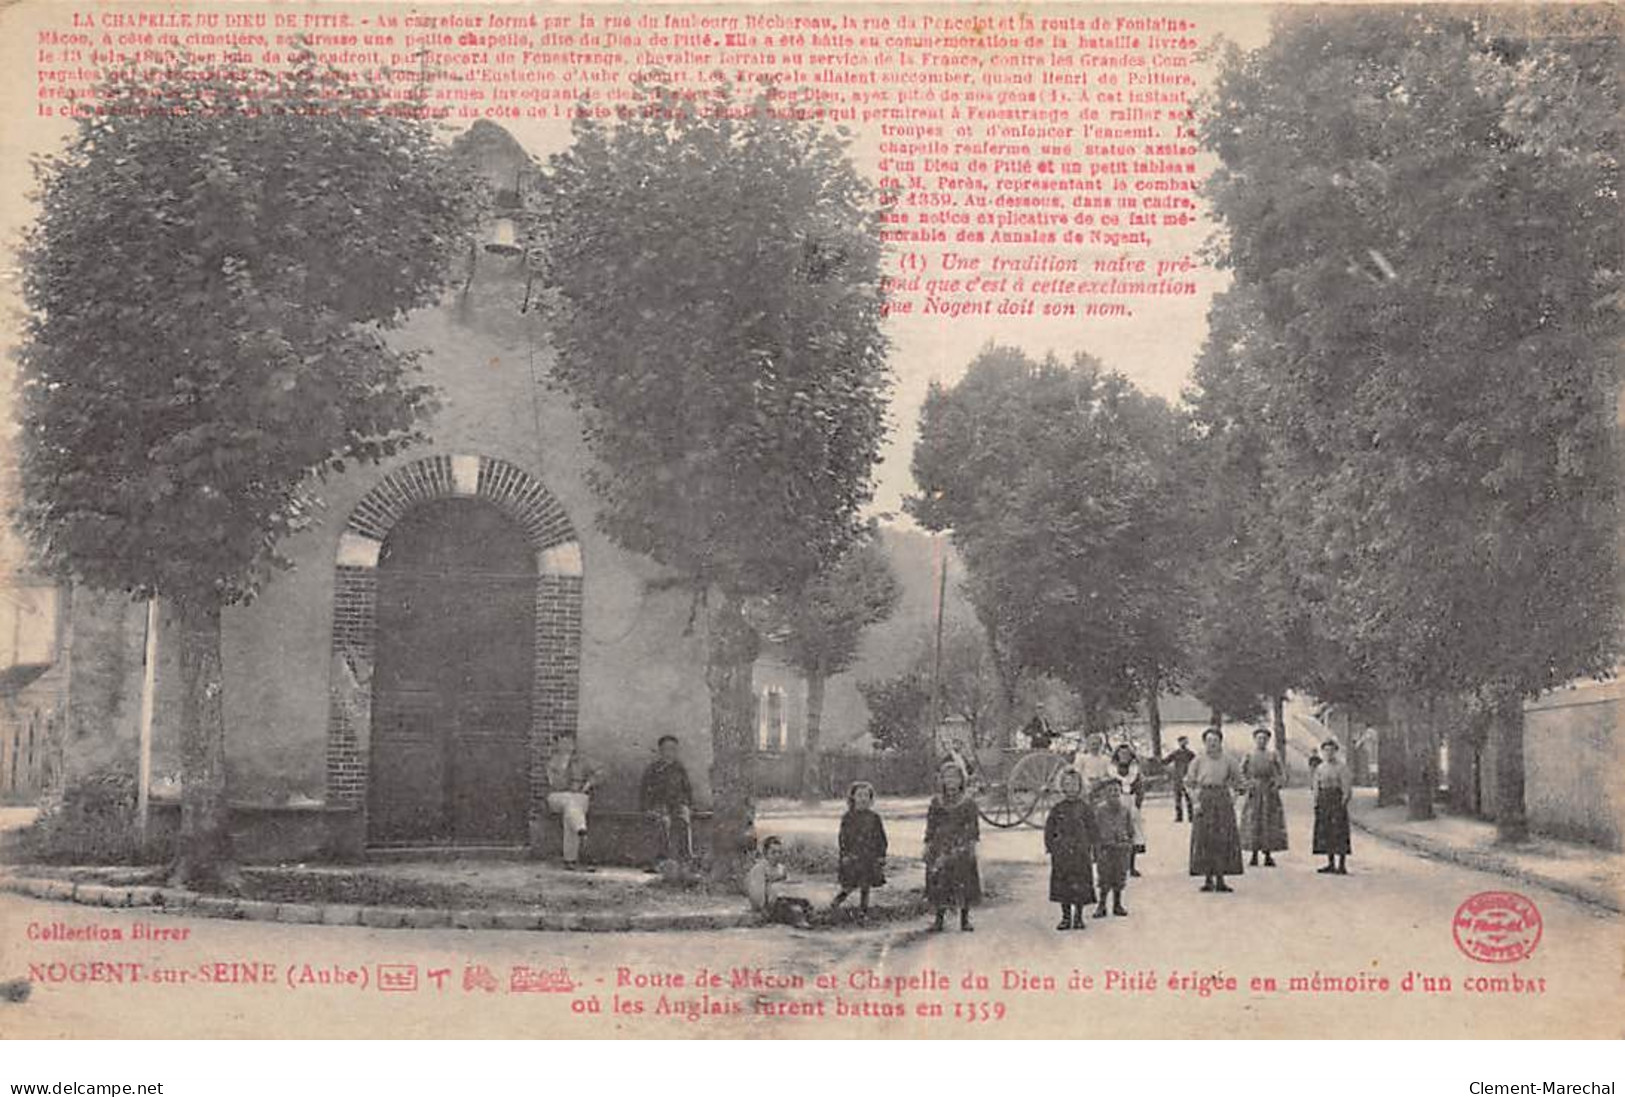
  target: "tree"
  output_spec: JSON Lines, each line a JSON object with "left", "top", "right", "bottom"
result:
{"left": 934, "top": 617, "right": 1009, "bottom": 747}
{"left": 536, "top": 81, "right": 891, "bottom": 872}
{"left": 15, "top": 54, "right": 476, "bottom": 887}
{"left": 959, "top": 569, "right": 1029, "bottom": 740}
{"left": 856, "top": 671, "right": 932, "bottom": 755}
{"left": 774, "top": 530, "right": 900, "bottom": 800}
{"left": 854, "top": 619, "right": 1005, "bottom": 754}
{"left": 1202, "top": 8, "right": 1622, "bottom": 831}
{"left": 1184, "top": 286, "right": 1321, "bottom": 761}
{"left": 909, "top": 345, "right": 1192, "bottom": 737}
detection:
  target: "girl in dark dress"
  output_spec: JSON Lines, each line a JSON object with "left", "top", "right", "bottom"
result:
{"left": 924, "top": 761, "right": 982, "bottom": 932}
{"left": 1043, "top": 768, "right": 1097, "bottom": 930}
{"left": 831, "top": 780, "right": 888, "bottom": 919}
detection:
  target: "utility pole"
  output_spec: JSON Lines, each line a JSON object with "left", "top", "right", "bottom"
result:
{"left": 927, "top": 533, "right": 948, "bottom": 746}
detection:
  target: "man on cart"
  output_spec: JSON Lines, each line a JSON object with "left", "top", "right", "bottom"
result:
{"left": 1020, "top": 704, "right": 1056, "bottom": 751}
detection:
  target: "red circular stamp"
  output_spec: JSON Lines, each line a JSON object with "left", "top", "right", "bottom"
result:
{"left": 1452, "top": 891, "right": 1543, "bottom": 964}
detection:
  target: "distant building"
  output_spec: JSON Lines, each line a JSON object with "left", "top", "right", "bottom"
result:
{"left": 1117, "top": 692, "right": 1212, "bottom": 762}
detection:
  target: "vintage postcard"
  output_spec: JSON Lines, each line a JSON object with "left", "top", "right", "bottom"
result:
{"left": 0, "top": 0, "right": 1619, "bottom": 1041}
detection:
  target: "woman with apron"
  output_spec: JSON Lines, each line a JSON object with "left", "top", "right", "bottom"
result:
{"left": 1186, "top": 726, "right": 1245, "bottom": 892}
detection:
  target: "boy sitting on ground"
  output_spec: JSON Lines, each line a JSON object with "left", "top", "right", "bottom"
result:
{"left": 744, "top": 836, "right": 815, "bottom": 928}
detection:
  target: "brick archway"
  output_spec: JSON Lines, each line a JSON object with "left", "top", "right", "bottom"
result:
{"left": 325, "top": 454, "right": 582, "bottom": 847}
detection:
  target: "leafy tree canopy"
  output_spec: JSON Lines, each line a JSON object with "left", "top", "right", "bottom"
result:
{"left": 772, "top": 526, "right": 901, "bottom": 680}
{"left": 1201, "top": 7, "right": 1621, "bottom": 700}
{"left": 18, "top": 52, "right": 478, "bottom": 602}
{"left": 857, "top": 670, "right": 931, "bottom": 754}
{"left": 908, "top": 344, "right": 1191, "bottom": 728}
{"left": 536, "top": 80, "right": 892, "bottom": 600}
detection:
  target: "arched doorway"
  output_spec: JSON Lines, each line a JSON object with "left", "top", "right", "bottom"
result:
{"left": 326, "top": 453, "right": 584, "bottom": 851}
{"left": 367, "top": 497, "right": 537, "bottom": 845}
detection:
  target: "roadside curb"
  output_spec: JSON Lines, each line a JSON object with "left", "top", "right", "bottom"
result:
{"left": 1347, "top": 810, "right": 1621, "bottom": 914}
{"left": 0, "top": 872, "right": 766, "bottom": 932}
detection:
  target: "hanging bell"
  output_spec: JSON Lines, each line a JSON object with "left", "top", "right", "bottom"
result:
{"left": 484, "top": 215, "right": 523, "bottom": 256}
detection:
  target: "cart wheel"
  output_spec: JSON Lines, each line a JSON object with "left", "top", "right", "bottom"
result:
{"left": 1009, "top": 752, "right": 1068, "bottom": 827}
{"left": 973, "top": 776, "right": 1026, "bottom": 828}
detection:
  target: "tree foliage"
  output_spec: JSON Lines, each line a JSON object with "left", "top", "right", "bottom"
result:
{"left": 855, "top": 618, "right": 1007, "bottom": 752}
{"left": 537, "top": 80, "right": 891, "bottom": 598}
{"left": 18, "top": 54, "right": 475, "bottom": 601}
{"left": 1200, "top": 8, "right": 1622, "bottom": 829}
{"left": 857, "top": 670, "right": 931, "bottom": 755}
{"left": 772, "top": 528, "right": 900, "bottom": 797}
{"left": 1201, "top": 8, "right": 1621, "bottom": 705}
{"left": 15, "top": 52, "right": 478, "bottom": 884}
{"left": 1182, "top": 287, "right": 1316, "bottom": 723}
{"left": 908, "top": 345, "right": 1192, "bottom": 732}
{"left": 776, "top": 529, "right": 901, "bottom": 685}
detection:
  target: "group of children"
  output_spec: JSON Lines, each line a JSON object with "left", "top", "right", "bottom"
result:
{"left": 747, "top": 780, "right": 889, "bottom": 928}
{"left": 746, "top": 758, "right": 1142, "bottom": 933}
{"left": 1044, "top": 768, "right": 1138, "bottom": 929}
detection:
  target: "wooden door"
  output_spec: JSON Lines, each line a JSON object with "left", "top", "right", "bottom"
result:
{"left": 368, "top": 498, "right": 535, "bottom": 846}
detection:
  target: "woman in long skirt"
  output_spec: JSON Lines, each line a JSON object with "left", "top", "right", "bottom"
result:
{"left": 1241, "top": 727, "right": 1289, "bottom": 867}
{"left": 1313, "top": 739, "right": 1354, "bottom": 875}
{"left": 1186, "top": 726, "right": 1245, "bottom": 892}
{"left": 925, "top": 761, "right": 982, "bottom": 931}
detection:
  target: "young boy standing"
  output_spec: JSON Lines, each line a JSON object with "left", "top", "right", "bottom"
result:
{"left": 1092, "top": 781, "right": 1134, "bottom": 918}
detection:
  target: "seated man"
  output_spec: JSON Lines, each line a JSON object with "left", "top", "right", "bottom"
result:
{"left": 1022, "top": 704, "right": 1055, "bottom": 750}
{"left": 639, "top": 734, "right": 694, "bottom": 869}
{"left": 545, "top": 739, "right": 599, "bottom": 871}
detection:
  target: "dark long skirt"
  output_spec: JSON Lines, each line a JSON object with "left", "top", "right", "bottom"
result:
{"left": 1189, "top": 787, "right": 1244, "bottom": 877}
{"left": 1049, "top": 850, "right": 1097, "bottom": 904}
{"left": 1312, "top": 795, "right": 1352, "bottom": 856}
{"left": 926, "top": 848, "right": 982, "bottom": 907}
{"left": 1241, "top": 787, "right": 1289, "bottom": 853}
{"left": 1095, "top": 845, "right": 1130, "bottom": 892}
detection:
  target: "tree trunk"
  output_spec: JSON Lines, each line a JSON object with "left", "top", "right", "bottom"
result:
{"left": 1402, "top": 693, "right": 1437, "bottom": 822}
{"left": 1444, "top": 695, "right": 1478, "bottom": 817}
{"left": 1376, "top": 703, "right": 1406, "bottom": 808}
{"left": 1271, "top": 694, "right": 1287, "bottom": 774}
{"left": 1146, "top": 685, "right": 1163, "bottom": 762}
{"left": 168, "top": 591, "right": 240, "bottom": 891}
{"left": 980, "top": 618, "right": 1019, "bottom": 749}
{"left": 1445, "top": 707, "right": 1469, "bottom": 816}
{"left": 1490, "top": 688, "right": 1528, "bottom": 844}
{"left": 797, "top": 668, "right": 827, "bottom": 803}
{"left": 705, "top": 590, "right": 761, "bottom": 883}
